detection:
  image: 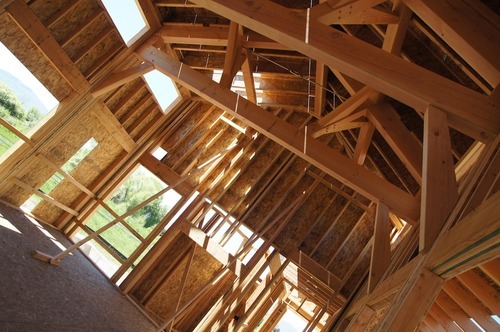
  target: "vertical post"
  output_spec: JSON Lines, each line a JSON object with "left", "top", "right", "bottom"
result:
{"left": 420, "top": 105, "right": 458, "bottom": 252}
{"left": 368, "top": 202, "right": 391, "bottom": 292}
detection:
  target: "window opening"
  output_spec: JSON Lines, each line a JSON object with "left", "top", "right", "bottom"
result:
{"left": 100, "top": 0, "right": 149, "bottom": 46}
{"left": 143, "top": 69, "right": 180, "bottom": 113}
{"left": 21, "top": 138, "right": 98, "bottom": 212}
{"left": 75, "top": 165, "right": 182, "bottom": 281}
{"left": 0, "top": 42, "right": 59, "bottom": 157}
{"left": 152, "top": 146, "right": 168, "bottom": 160}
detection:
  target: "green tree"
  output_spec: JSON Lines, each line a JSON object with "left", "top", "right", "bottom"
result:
{"left": 0, "top": 82, "right": 24, "bottom": 120}
{"left": 109, "top": 168, "right": 168, "bottom": 231}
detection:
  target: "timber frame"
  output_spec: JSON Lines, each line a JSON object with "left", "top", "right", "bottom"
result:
{"left": 0, "top": 0, "right": 498, "bottom": 331}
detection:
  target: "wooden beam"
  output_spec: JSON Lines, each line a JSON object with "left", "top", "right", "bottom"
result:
{"left": 434, "top": 291, "right": 482, "bottom": 332}
{"left": 92, "top": 103, "right": 137, "bottom": 152}
{"left": 6, "top": 0, "right": 88, "bottom": 93}
{"left": 177, "top": 221, "right": 247, "bottom": 277}
{"left": 317, "top": 86, "right": 374, "bottom": 128}
{"left": 326, "top": 6, "right": 399, "bottom": 25}
{"left": 402, "top": 0, "right": 500, "bottom": 87}
{"left": 353, "top": 122, "right": 375, "bottom": 165}
{"left": 420, "top": 106, "right": 458, "bottom": 253}
{"left": 189, "top": 0, "right": 499, "bottom": 139}
{"left": 137, "top": 45, "right": 420, "bottom": 222}
{"left": 11, "top": 178, "right": 79, "bottom": 216}
{"left": 241, "top": 49, "right": 257, "bottom": 103}
{"left": 159, "top": 23, "right": 288, "bottom": 50}
{"left": 377, "top": 268, "right": 444, "bottom": 331}
{"left": 443, "top": 279, "right": 499, "bottom": 331}
{"left": 367, "top": 104, "right": 422, "bottom": 183}
{"left": 480, "top": 259, "right": 500, "bottom": 285}
{"left": 220, "top": 21, "right": 242, "bottom": 88}
{"left": 382, "top": 2, "right": 412, "bottom": 55}
{"left": 91, "top": 63, "right": 154, "bottom": 97}
{"left": 348, "top": 305, "right": 375, "bottom": 331}
{"left": 313, "top": 61, "right": 328, "bottom": 117}
{"left": 456, "top": 269, "right": 500, "bottom": 314}
{"left": 368, "top": 203, "right": 391, "bottom": 293}
{"left": 427, "top": 191, "right": 500, "bottom": 279}
{"left": 310, "top": 0, "right": 388, "bottom": 24}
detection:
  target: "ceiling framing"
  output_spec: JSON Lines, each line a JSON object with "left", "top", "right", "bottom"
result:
{"left": 0, "top": 0, "right": 498, "bottom": 331}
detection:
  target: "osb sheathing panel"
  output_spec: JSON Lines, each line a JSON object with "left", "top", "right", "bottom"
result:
{"left": 29, "top": 0, "right": 66, "bottom": 22}
{"left": 105, "top": 79, "right": 145, "bottom": 112}
{"left": 244, "top": 157, "right": 308, "bottom": 232}
{"left": 121, "top": 98, "right": 155, "bottom": 128}
{"left": 48, "top": 0, "right": 99, "bottom": 43}
{"left": 145, "top": 243, "right": 225, "bottom": 321}
{"left": 299, "top": 194, "right": 348, "bottom": 255}
{"left": 275, "top": 182, "right": 335, "bottom": 256}
{"left": 231, "top": 143, "right": 290, "bottom": 218}
{"left": 162, "top": 103, "right": 215, "bottom": 154}
{"left": 0, "top": 15, "right": 73, "bottom": 101}
{"left": 64, "top": 14, "right": 110, "bottom": 61}
{"left": 311, "top": 204, "right": 364, "bottom": 267}
{"left": 189, "top": 127, "right": 244, "bottom": 191}
{"left": 128, "top": 108, "right": 162, "bottom": 140}
{"left": 77, "top": 31, "right": 123, "bottom": 75}
{"left": 31, "top": 110, "right": 124, "bottom": 223}
{"left": 131, "top": 230, "right": 190, "bottom": 302}
{"left": 332, "top": 205, "right": 375, "bottom": 279}
{"left": 116, "top": 88, "right": 150, "bottom": 121}
{"left": 342, "top": 251, "right": 370, "bottom": 297}
{"left": 0, "top": 162, "right": 54, "bottom": 207}
{"left": 175, "top": 273, "right": 236, "bottom": 332}
{"left": 168, "top": 119, "right": 227, "bottom": 171}
{"left": 208, "top": 133, "right": 268, "bottom": 204}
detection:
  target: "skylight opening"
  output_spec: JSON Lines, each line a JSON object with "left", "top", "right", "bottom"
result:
{"left": 143, "top": 70, "right": 180, "bottom": 113}
{"left": 100, "top": 0, "right": 149, "bottom": 46}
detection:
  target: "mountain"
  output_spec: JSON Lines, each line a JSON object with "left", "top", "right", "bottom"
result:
{"left": 0, "top": 69, "right": 49, "bottom": 115}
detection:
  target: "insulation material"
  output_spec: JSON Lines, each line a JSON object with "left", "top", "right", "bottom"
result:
{"left": 0, "top": 15, "right": 73, "bottom": 101}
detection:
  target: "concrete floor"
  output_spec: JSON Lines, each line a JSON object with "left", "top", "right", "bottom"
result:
{"left": 0, "top": 204, "right": 156, "bottom": 332}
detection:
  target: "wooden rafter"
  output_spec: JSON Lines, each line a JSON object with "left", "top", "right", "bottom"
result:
{"left": 189, "top": 0, "right": 499, "bottom": 140}
{"left": 137, "top": 45, "right": 420, "bottom": 222}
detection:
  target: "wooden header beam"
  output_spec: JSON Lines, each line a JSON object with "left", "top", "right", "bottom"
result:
{"left": 137, "top": 45, "right": 420, "bottom": 222}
